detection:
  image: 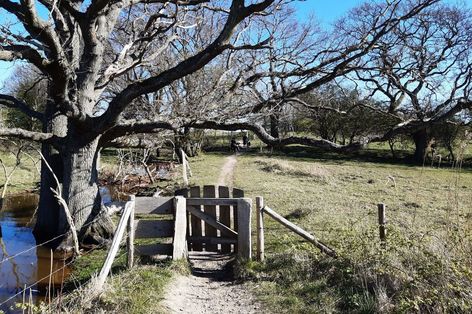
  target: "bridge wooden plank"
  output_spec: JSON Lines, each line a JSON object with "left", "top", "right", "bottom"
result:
{"left": 135, "top": 243, "right": 173, "bottom": 257}
{"left": 188, "top": 236, "right": 237, "bottom": 245}
{"left": 134, "top": 197, "right": 173, "bottom": 215}
{"left": 190, "top": 186, "right": 203, "bottom": 251}
{"left": 186, "top": 198, "right": 239, "bottom": 206}
{"left": 134, "top": 220, "right": 174, "bottom": 238}
{"left": 204, "top": 185, "right": 218, "bottom": 252}
{"left": 218, "top": 186, "right": 232, "bottom": 253}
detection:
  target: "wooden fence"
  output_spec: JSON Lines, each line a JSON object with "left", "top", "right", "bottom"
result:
{"left": 176, "top": 186, "right": 251, "bottom": 259}
{"left": 255, "top": 196, "right": 337, "bottom": 261}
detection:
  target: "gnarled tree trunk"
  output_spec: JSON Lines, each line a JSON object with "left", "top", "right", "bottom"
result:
{"left": 412, "top": 129, "right": 432, "bottom": 164}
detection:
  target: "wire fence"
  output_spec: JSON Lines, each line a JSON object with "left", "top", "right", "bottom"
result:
{"left": 0, "top": 207, "right": 128, "bottom": 309}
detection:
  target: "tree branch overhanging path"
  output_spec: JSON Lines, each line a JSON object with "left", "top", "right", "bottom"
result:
{"left": 0, "top": 0, "right": 278, "bottom": 249}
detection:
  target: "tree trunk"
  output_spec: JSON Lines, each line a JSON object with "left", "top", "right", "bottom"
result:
{"left": 412, "top": 129, "right": 431, "bottom": 164}
{"left": 270, "top": 113, "right": 280, "bottom": 139}
{"left": 34, "top": 130, "right": 114, "bottom": 251}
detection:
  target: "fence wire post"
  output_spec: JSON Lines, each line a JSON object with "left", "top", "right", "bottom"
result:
{"left": 378, "top": 203, "right": 387, "bottom": 246}
{"left": 256, "top": 196, "right": 265, "bottom": 262}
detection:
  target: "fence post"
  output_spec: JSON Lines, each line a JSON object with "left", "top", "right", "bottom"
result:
{"left": 173, "top": 196, "right": 188, "bottom": 260}
{"left": 97, "top": 195, "right": 135, "bottom": 290}
{"left": 237, "top": 198, "right": 252, "bottom": 260}
{"left": 378, "top": 203, "right": 386, "bottom": 245}
{"left": 256, "top": 196, "right": 264, "bottom": 262}
{"left": 181, "top": 149, "right": 189, "bottom": 186}
{"left": 127, "top": 195, "right": 136, "bottom": 269}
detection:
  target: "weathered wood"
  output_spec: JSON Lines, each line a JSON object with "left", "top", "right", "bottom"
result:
{"left": 218, "top": 186, "right": 232, "bottom": 253}
{"left": 173, "top": 196, "right": 188, "bottom": 260}
{"left": 263, "top": 206, "right": 337, "bottom": 258}
{"left": 190, "top": 186, "right": 202, "bottom": 251}
{"left": 134, "top": 197, "right": 173, "bottom": 215}
{"left": 97, "top": 195, "right": 135, "bottom": 289}
{"left": 233, "top": 188, "right": 244, "bottom": 233}
{"left": 126, "top": 195, "right": 135, "bottom": 269}
{"left": 188, "top": 236, "right": 237, "bottom": 245}
{"left": 378, "top": 203, "right": 387, "bottom": 245}
{"left": 204, "top": 186, "right": 218, "bottom": 251}
{"left": 187, "top": 205, "right": 238, "bottom": 238}
{"left": 256, "top": 196, "right": 264, "bottom": 262}
{"left": 135, "top": 243, "right": 173, "bottom": 257}
{"left": 237, "top": 198, "right": 252, "bottom": 260}
{"left": 186, "top": 198, "right": 239, "bottom": 206}
{"left": 133, "top": 220, "right": 174, "bottom": 238}
{"left": 233, "top": 188, "right": 244, "bottom": 253}
{"left": 182, "top": 149, "right": 189, "bottom": 186}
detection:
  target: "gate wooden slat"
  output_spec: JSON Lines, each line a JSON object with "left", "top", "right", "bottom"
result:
{"left": 232, "top": 188, "right": 244, "bottom": 253}
{"left": 232, "top": 188, "right": 244, "bottom": 231}
{"left": 190, "top": 186, "right": 202, "bottom": 251}
{"left": 218, "top": 186, "right": 231, "bottom": 253}
{"left": 203, "top": 185, "right": 218, "bottom": 252}
{"left": 134, "top": 220, "right": 174, "bottom": 238}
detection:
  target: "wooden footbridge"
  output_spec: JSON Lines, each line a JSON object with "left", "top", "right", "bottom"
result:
{"left": 96, "top": 185, "right": 336, "bottom": 289}
{"left": 130, "top": 185, "right": 252, "bottom": 264}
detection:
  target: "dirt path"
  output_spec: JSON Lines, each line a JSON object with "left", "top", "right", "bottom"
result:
{"left": 161, "top": 155, "right": 264, "bottom": 314}
{"left": 161, "top": 252, "right": 262, "bottom": 314}
{"left": 217, "top": 154, "right": 237, "bottom": 187}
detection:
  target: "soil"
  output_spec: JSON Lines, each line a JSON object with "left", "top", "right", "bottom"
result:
{"left": 217, "top": 155, "right": 238, "bottom": 187}
{"left": 161, "top": 252, "right": 263, "bottom": 314}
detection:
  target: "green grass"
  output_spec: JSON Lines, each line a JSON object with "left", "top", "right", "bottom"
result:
{"left": 0, "top": 149, "right": 39, "bottom": 195}
{"left": 228, "top": 152, "right": 472, "bottom": 313}
{"left": 4, "top": 143, "right": 471, "bottom": 313}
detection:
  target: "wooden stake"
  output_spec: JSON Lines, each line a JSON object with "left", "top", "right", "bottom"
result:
{"left": 378, "top": 203, "right": 386, "bottom": 245}
{"left": 256, "top": 196, "right": 265, "bottom": 262}
{"left": 263, "top": 206, "right": 337, "bottom": 258}
{"left": 127, "top": 195, "right": 135, "bottom": 268}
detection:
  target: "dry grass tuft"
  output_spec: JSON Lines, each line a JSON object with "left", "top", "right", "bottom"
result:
{"left": 255, "top": 158, "right": 330, "bottom": 182}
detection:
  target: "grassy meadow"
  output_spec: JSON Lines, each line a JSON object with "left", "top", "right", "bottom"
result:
{"left": 189, "top": 150, "right": 472, "bottom": 313}
{"left": 1, "top": 144, "right": 471, "bottom": 313}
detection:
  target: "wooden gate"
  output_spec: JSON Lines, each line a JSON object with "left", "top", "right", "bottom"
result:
{"left": 176, "top": 185, "right": 251, "bottom": 259}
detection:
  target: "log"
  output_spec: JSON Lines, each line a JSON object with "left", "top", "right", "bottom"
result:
{"left": 378, "top": 203, "right": 386, "bottom": 245}
{"left": 263, "top": 206, "right": 337, "bottom": 258}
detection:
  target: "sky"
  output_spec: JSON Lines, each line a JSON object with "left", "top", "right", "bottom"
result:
{"left": 1, "top": 0, "right": 471, "bottom": 86}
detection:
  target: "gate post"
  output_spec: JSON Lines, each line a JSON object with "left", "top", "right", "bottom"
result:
{"left": 237, "top": 198, "right": 252, "bottom": 260}
{"left": 173, "top": 196, "right": 188, "bottom": 259}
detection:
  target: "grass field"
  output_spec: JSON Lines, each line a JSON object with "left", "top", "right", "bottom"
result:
{"left": 1, "top": 145, "right": 471, "bottom": 313}
{"left": 190, "top": 151, "right": 472, "bottom": 313}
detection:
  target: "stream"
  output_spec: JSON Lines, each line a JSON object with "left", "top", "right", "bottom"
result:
{"left": 0, "top": 194, "right": 71, "bottom": 313}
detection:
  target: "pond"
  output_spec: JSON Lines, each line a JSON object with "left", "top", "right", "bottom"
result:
{"left": 0, "top": 194, "right": 71, "bottom": 313}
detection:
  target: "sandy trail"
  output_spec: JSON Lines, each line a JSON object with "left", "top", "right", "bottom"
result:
{"left": 161, "top": 155, "right": 264, "bottom": 314}
{"left": 161, "top": 252, "right": 262, "bottom": 314}
{"left": 217, "top": 155, "right": 238, "bottom": 187}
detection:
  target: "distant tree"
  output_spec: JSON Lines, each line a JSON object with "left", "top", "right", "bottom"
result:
{"left": 353, "top": 2, "right": 472, "bottom": 162}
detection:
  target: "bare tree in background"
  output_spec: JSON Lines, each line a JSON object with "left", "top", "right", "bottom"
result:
{"left": 353, "top": 2, "right": 472, "bottom": 162}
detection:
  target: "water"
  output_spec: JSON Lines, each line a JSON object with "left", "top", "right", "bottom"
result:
{"left": 0, "top": 194, "right": 71, "bottom": 313}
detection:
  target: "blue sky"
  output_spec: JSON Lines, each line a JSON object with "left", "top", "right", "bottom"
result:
{"left": 1, "top": 0, "right": 471, "bottom": 87}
